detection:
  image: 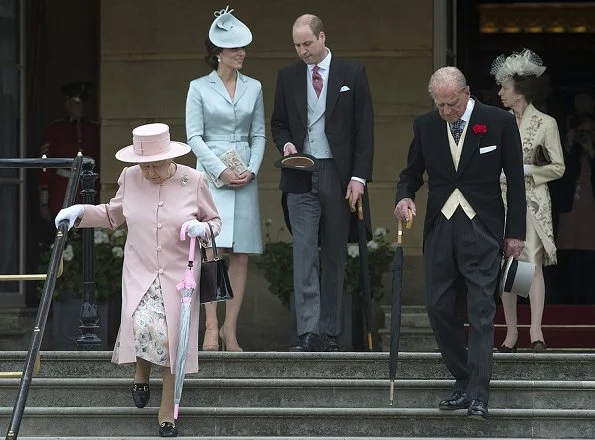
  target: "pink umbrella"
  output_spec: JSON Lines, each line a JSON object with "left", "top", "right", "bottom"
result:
{"left": 173, "top": 220, "right": 198, "bottom": 420}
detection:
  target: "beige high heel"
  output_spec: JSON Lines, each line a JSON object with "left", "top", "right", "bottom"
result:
{"left": 219, "top": 328, "right": 243, "bottom": 352}
{"left": 202, "top": 329, "right": 219, "bottom": 351}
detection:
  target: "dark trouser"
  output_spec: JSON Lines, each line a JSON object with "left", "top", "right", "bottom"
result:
{"left": 287, "top": 159, "right": 350, "bottom": 338}
{"left": 424, "top": 208, "right": 500, "bottom": 403}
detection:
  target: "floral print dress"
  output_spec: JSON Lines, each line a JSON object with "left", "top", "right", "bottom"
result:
{"left": 113, "top": 277, "right": 170, "bottom": 366}
{"left": 501, "top": 104, "right": 565, "bottom": 266}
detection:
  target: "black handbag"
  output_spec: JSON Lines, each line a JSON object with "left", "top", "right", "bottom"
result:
{"left": 199, "top": 224, "right": 234, "bottom": 303}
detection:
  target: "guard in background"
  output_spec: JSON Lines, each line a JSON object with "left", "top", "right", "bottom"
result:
{"left": 39, "top": 81, "right": 100, "bottom": 221}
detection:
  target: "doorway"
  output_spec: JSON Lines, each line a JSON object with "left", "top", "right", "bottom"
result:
{"left": 24, "top": 0, "right": 100, "bottom": 306}
{"left": 457, "top": 0, "right": 595, "bottom": 348}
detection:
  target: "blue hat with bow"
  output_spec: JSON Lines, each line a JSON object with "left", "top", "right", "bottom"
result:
{"left": 208, "top": 6, "right": 252, "bottom": 48}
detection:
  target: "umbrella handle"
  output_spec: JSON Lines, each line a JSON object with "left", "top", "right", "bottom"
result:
{"left": 406, "top": 209, "right": 413, "bottom": 229}
{"left": 397, "top": 209, "right": 413, "bottom": 245}
{"left": 179, "top": 220, "right": 197, "bottom": 263}
{"left": 357, "top": 197, "right": 364, "bottom": 221}
{"left": 187, "top": 237, "right": 196, "bottom": 262}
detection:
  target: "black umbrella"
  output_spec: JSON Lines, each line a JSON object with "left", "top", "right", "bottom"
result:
{"left": 389, "top": 210, "right": 412, "bottom": 405}
{"left": 356, "top": 197, "right": 373, "bottom": 350}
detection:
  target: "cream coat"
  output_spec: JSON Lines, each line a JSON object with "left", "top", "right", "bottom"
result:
{"left": 502, "top": 104, "right": 565, "bottom": 265}
{"left": 78, "top": 164, "right": 221, "bottom": 373}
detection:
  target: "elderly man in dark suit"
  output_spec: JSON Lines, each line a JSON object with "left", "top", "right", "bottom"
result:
{"left": 394, "top": 67, "right": 526, "bottom": 420}
{"left": 271, "top": 14, "right": 374, "bottom": 352}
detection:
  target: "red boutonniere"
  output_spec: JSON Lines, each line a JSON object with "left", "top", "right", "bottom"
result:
{"left": 473, "top": 123, "right": 487, "bottom": 135}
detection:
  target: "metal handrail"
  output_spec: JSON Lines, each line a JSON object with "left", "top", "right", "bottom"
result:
{"left": 0, "top": 258, "right": 64, "bottom": 281}
{"left": 0, "top": 356, "right": 41, "bottom": 379}
{"left": 0, "top": 156, "right": 79, "bottom": 168}
{"left": 2, "top": 154, "right": 84, "bottom": 440}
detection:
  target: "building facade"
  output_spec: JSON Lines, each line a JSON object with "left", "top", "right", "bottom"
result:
{"left": 2, "top": 1, "right": 595, "bottom": 350}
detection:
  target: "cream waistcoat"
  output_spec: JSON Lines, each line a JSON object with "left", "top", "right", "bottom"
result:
{"left": 441, "top": 121, "right": 477, "bottom": 219}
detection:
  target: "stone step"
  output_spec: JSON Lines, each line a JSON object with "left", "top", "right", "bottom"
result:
{"left": 2, "top": 351, "right": 595, "bottom": 380}
{"left": 2, "top": 378, "right": 593, "bottom": 409}
{"left": 382, "top": 305, "right": 595, "bottom": 350}
{"left": 2, "top": 407, "right": 593, "bottom": 438}
{"left": 382, "top": 305, "right": 429, "bottom": 328}
{"left": 378, "top": 327, "right": 438, "bottom": 352}
{"left": 15, "top": 437, "right": 582, "bottom": 440}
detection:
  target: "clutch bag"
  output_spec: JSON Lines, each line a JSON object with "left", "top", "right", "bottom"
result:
{"left": 207, "top": 149, "right": 248, "bottom": 188}
{"left": 534, "top": 144, "right": 551, "bottom": 166}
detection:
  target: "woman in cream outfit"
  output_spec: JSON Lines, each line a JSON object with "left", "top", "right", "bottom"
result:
{"left": 55, "top": 123, "right": 221, "bottom": 437}
{"left": 185, "top": 6, "right": 265, "bottom": 352}
{"left": 492, "top": 49, "right": 565, "bottom": 352}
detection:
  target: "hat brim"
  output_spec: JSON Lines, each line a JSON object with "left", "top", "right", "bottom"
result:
{"left": 115, "top": 141, "right": 191, "bottom": 163}
{"left": 498, "top": 256, "right": 535, "bottom": 298}
{"left": 274, "top": 153, "right": 321, "bottom": 172}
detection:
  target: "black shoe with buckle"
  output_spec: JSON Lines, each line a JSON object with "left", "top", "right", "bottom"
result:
{"left": 438, "top": 391, "right": 470, "bottom": 410}
{"left": 132, "top": 382, "right": 150, "bottom": 408}
{"left": 159, "top": 421, "right": 178, "bottom": 437}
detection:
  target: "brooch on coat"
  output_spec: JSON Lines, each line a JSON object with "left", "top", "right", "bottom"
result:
{"left": 181, "top": 174, "right": 189, "bottom": 186}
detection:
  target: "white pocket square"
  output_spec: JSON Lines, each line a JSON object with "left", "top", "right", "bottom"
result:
{"left": 479, "top": 145, "right": 497, "bottom": 154}
{"left": 340, "top": 85, "right": 350, "bottom": 92}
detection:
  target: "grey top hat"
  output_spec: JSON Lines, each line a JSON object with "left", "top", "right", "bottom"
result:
{"left": 208, "top": 6, "right": 252, "bottom": 48}
{"left": 499, "top": 256, "right": 535, "bottom": 298}
{"left": 275, "top": 153, "right": 321, "bottom": 194}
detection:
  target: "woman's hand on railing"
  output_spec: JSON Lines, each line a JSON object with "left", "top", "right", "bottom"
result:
{"left": 54, "top": 204, "right": 84, "bottom": 230}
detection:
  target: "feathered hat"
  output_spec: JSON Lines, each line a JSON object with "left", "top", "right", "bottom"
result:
{"left": 490, "top": 48, "right": 546, "bottom": 85}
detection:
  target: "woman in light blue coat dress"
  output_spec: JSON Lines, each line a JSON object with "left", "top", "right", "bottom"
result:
{"left": 185, "top": 7, "right": 265, "bottom": 352}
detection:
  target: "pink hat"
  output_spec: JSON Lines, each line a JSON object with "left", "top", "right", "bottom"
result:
{"left": 115, "top": 123, "right": 191, "bottom": 163}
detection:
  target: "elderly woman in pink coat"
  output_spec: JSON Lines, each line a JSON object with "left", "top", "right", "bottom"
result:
{"left": 55, "top": 123, "right": 221, "bottom": 438}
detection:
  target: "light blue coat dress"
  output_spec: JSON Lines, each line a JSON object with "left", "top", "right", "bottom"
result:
{"left": 185, "top": 70, "right": 265, "bottom": 253}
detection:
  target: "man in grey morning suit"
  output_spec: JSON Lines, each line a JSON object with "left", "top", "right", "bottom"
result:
{"left": 271, "top": 14, "right": 374, "bottom": 352}
{"left": 394, "top": 67, "right": 526, "bottom": 420}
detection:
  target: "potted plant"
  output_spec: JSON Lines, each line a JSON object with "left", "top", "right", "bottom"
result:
{"left": 38, "top": 227, "right": 127, "bottom": 349}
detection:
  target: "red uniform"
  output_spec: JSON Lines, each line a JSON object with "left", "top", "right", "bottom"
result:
{"left": 39, "top": 118, "right": 100, "bottom": 215}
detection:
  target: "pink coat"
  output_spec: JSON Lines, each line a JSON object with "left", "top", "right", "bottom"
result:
{"left": 78, "top": 164, "right": 221, "bottom": 373}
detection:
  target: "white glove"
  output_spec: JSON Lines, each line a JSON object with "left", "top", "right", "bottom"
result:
{"left": 523, "top": 164, "right": 533, "bottom": 177}
{"left": 186, "top": 219, "right": 208, "bottom": 238}
{"left": 54, "top": 205, "right": 84, "bottom": 230}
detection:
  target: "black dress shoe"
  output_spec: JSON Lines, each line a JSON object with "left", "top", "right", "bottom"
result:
{"left": 322, "top": 335, "right": 342, "bottom": 352}
{"left": 531, "top": 340, "right": 547, "bottom": 352}
{"left": 467, "top": 399, "right": 489, "bottom": 420}
{"left": 438, "top": 391, "right": 469, "bottom": 410}
{"left": 132, "top": 382, "right": 150, "bottom": 408}
{"left": 159, "top": 421, "right": 178, "bottom": 437}
{"left": 498, "top": 339, "right": 519, "bottom": 353}
{"left": 290, "top": 332, "right": 321, "bottom": 352}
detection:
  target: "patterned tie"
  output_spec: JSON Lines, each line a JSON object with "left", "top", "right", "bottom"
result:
{"left": 450, "top": 119, "right": 465, "bottom": 145}
{"left": 312, "top": 65, "right": 323, "bottom": 98}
